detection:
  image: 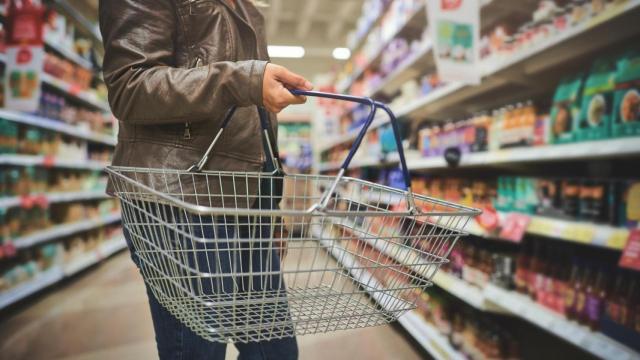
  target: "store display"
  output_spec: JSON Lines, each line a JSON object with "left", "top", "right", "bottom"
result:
{"left": 37, "top": 91, "right": 114, "bottom": 135}
{"left": 0, "top": 0, "right": 120, "bottom": 312}
{"left": 442, "top": 237, "right": 640, "bottom": 336}
{"left": 44, "top": 10, "right": 94, "bottom": 66}
{"left": 43, "top": 53, "right": 92, "bottom": 90}
{"left": 0, "top": 198, "right": 119, "bottom": 242}
{"left": 0, "top": 0, "right": 639, "bottom": 359}
{"left": 0, "top": 224, "right": 122, "bottom": 293}
{"left": 0, "top": 116, "right": 113, "bottom": 162}
{"left": 613, "top": 48, "right": 640, "bottom": 137}
{"left": 278, "top": 122, "right": 312, "bottom": 172}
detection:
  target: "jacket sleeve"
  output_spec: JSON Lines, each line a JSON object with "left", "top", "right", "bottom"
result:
{"left": 99, "top": 0, "right": 267, "bottom": 125}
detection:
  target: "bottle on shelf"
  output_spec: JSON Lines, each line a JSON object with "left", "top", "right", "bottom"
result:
{"left": 574, "top": 266, "right": 591, "bottom": 324}
{"left": 514, "top": 240, "right": 531, "bottom": 295}
{"left": 585, "top": 267, "right": 607, "bottom": 330}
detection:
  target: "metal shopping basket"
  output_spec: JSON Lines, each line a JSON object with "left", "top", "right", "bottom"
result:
{"left": 106, "top": 90, "right": 481, "bottom": 343}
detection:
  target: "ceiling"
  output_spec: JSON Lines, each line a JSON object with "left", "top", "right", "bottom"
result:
{"left": 258, "top": 0, "right": 364, "bottom": 79}
{"left": 71, "top": 0, "right": 363, "bottom": 80}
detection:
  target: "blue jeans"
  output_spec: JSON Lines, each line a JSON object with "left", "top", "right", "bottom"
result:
{"left": 122, "top": 175, "right": 298, "bottom": 360}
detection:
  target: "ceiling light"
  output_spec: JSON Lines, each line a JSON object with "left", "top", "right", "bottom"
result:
{"left": 268, "top": 46, "right": 306, "bottom": 58}
{"left": 332, "top": 47, "right": 351, "bottom": 60}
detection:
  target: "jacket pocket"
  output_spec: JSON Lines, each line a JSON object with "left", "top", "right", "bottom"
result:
{"left": 177, "top": 0, "right": 231, "bottom": 63}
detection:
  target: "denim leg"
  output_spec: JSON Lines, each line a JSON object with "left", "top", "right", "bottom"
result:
{"left": 123, "top": 209, "right": 228, "bottom": 360}
{"left": 231, "top": 215, "right": 299, "bottom": 360}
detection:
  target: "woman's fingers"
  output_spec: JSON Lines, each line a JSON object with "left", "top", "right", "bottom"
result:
{"left": 262, "top": 64, "right": 313, "bottom": 113}
{"left": 274, "top": 66, "right": 313, "bottom": 91}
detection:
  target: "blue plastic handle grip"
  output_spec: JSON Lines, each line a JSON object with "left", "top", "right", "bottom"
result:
{"left": 290, "top": 89, "right": 412, "bottom": 191}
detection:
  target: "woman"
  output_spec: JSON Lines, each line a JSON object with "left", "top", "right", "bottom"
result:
{"left": 99, "top": 0, "right": 311, "bottom": 358}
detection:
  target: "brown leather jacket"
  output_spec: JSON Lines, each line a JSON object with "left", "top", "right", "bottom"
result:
{"left": 100, "top": 0, "right": 274, "bottom": 203}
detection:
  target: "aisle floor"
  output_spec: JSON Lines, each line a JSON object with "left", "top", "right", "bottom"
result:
{"left": 0, "top": 252, "right": 425, "bottom": 360}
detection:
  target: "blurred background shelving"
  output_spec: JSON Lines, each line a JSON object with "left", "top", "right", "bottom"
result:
{"left": 0, "top": 0, "right": 122, "bottom": 312}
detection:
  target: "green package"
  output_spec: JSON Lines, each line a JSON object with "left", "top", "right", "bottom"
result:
{"left": 577, "top": 56, "right": 617, "bottom": 141}
{"left": 612, "top": 49, "right": 640, "bottom": 137}
{"left": 550, "top": 74, "right": 584, "bottom": 144}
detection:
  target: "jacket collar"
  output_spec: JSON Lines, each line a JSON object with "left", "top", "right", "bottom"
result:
{"left": 218, "top": 0, "right": 258, "bottom": 40}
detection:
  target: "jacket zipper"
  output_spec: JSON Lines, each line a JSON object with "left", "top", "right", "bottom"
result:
{"left": 184, "top": 122, "right": 192, "bottom": 139}
{"left": 183, "top": 55, "right": 202, "bottom": 140}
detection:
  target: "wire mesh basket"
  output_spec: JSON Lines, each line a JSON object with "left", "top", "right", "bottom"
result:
{"left": 106, "top": 91, "right": 481, "bottom": 343}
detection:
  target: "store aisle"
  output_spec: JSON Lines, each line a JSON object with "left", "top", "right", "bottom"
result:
{"left": 0, "top": 252, "right": 424, "bottom": 360}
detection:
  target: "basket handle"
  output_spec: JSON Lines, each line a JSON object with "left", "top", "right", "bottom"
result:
{"left": 188, "top": 106, "right": 283, "bottom": 173}
{"left": 290, "top": 90, "right": 418, "bottom": 214}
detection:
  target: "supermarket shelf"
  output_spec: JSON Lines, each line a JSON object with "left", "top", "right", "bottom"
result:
{"left": 396, "top": 310, "right": 466, "bottom": 360}
{"left": 484, "top": 284, "right": 640, "bottom": 360}
{"left": 0, "top": 190, "right": 110, "bottom": 211}
{"left": 321, "top": 219, "right": 639, "bottom": 359}
{"left": 0, "top": 266, "right": 64, "bottom": 311}
{"left": 467, "top": 212, "right": 631, "bottom": 250}
{"left": 319, "top": 137, "right": 640, "bottom": 172}
{"left": 342, "top": 184, "right": 632, "bottom": 251}
{"left": 410, "top": 137, "right": 640, "bottom": 170}
{"left": 0, "top": 55, "right": 108, "bottom": 111}
{"left": 335, "top": 218, "right": 505, "bottom": 313}
{"left": 0, "top": 237, "right": 126, "bottom": 310}
{"left": 338, "top": 4, "right": 427, "bottom": 93}
{"left": 0, "top": 109, "right": 116, "bottom": 146}
{"left": 44, "top": 39, "right": 93, "bottom": 70}
{"left": 64, "top": 237, "right": 127, "bottom": 276}
{"left": 0, "top": 154, "right": 109, "bottom": 171}
{"left": 13, "top": 213, "right": 122, "bottom": 249}
{"left": 41, "top": 73, "right": 109, "bottom": 112}
{"left": 400, "top": 0, "right": 640, "bottom": 121}
{"left": 52, "top": 0, "right": 103, "bottom": 44}
{"left": 319, "top": 84, "right": 465, "bottom": 154}
{"left": 346, "top": 2, "right": 393, "bottom": 55}
{"left": 317, "top": 152, "right": 401, "bottom": 172}
{"left": 366, "top": 42, "right": 433, "bottom": 98}
{"left": 323, "top": 1, "right": 640, "bottom": 153}
{"left": 315, "top": 231, "right": 464, "bottom": 360}
{"left": 318, "top": 115, "right": 390, "bottom": 152}
{"left": 432, "top": 271, "right": 505, "bottom": 312}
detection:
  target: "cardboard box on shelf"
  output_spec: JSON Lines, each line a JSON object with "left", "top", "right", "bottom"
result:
{"left": 577, "top": 56, "right": 617, "bottom": 141}
{"left": 550, "top": 74, "right": 584, "bottom": 144}
{"left": 612, "top": 49, "right": 640, "bottom": 137}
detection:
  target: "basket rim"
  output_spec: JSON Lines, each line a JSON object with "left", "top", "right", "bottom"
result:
{"left": 105, "top": 165, "right": 482, "bottom": 218}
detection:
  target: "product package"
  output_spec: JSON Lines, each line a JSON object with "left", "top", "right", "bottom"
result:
{"left": 577, "top": 57, "right": 617, "bottom": 141}
{"left": 612, "top": 49, "right": 640, "bottom": 137}
{"left": 617, "top": 180, "right": 640, "bottom": 228}
{"left": 550, "top": 74, "right": 584, "bottom": 144}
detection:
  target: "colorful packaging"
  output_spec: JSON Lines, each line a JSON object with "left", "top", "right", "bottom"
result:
{"left": 617, "top": 181, "right": 640, "bottom": 228}
{"left": 550, "top": 74, "right": 584, "bottom": 144}
{"left": 612, "top": 49, "right": 640, "bottom": 137}
{"left": 577, "top": 56, "right": 617, "bottom": 141}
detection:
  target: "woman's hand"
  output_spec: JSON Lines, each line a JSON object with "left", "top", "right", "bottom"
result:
{"left": 262, "top": 64, "right": 313, "bottom": 113}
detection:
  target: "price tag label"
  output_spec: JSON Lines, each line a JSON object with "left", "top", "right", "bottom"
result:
{"left": 19, "top": 195, "right": 34, "bottom": 209}
{"left": 4, "top": 242, "right": 17, "bottom": 258}
{"left": 42, "top": 155, "right": 55, "bottom": 168}
{"left": 619, "top": 229, "right": 640, "bottom": 271}
{"left": 34, "top": 195, "right": 49, "bottom": 209}
{"left": 562, "top": 224, "right": 594, "bottom": 244}
{"left": 499, "top": 213, "right": 531, "bottom": 243}
{"left": 68, "top": 83, "right": 83, "bottom": 96}
{"left": 476, "top": 206, "right": 499, "bottom": 232}
{"left": 607, "top": 229, "right": 630, "bottom": 250}
{"left": 530, "top": 217, "right": 565, "bottom": 237}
